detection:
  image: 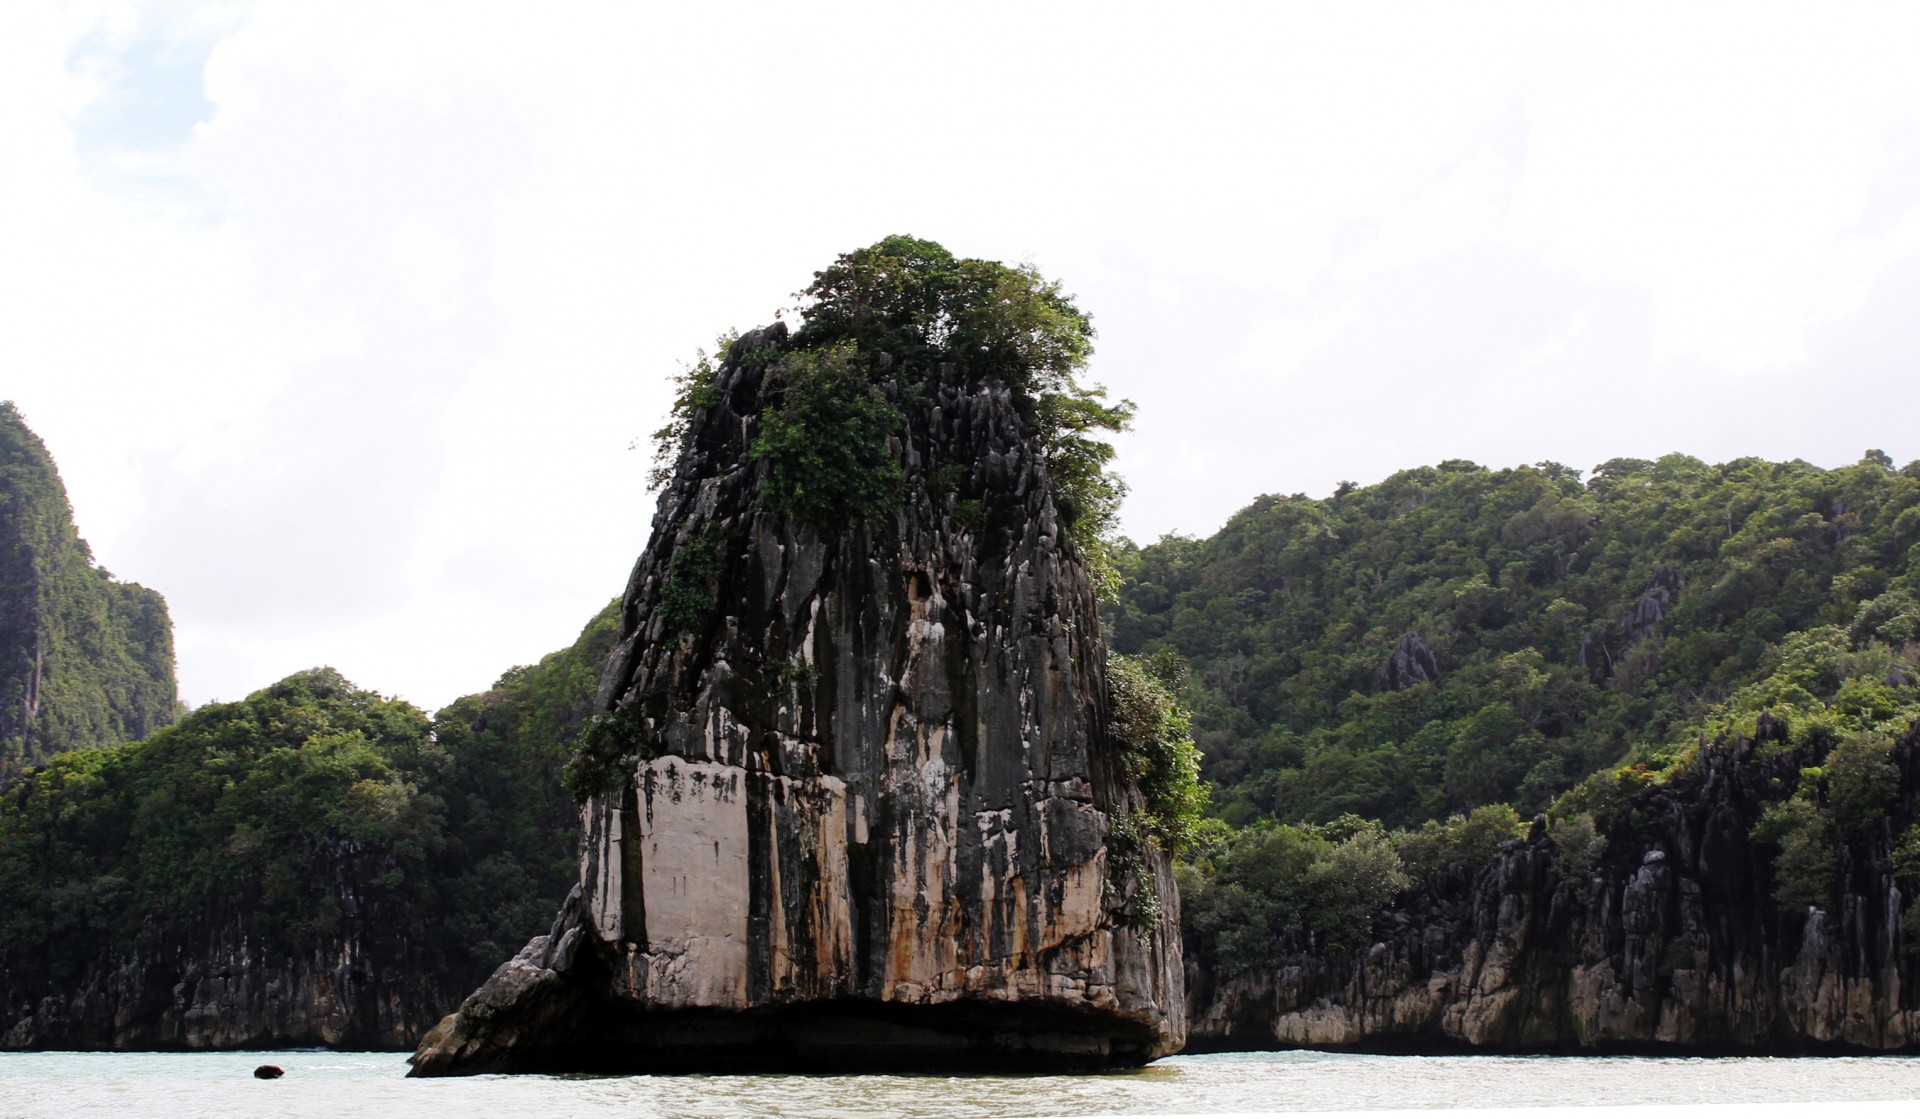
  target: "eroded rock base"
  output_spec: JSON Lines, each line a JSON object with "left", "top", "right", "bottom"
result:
{"left": 417, "top": 999, "right": 1163, "bottom": 1076}
{"left": 408, "top": 891, "right": 1167, "bottom": 1077}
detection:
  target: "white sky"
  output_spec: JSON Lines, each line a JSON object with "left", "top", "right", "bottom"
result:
{"left": 5, "top": 0, "right": 1919, "bottom": 712}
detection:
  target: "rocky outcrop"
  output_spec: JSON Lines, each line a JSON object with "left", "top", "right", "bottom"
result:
{"left": 1187, "top": 723, "right": 1920, "bottom": 1053}
{"left": 1381, "top": 632, "right": 1439, "bottom": 691}
{"left": 0, "top": 401, "right": 176, "bottom": 779}
{"left": 411, "top": 325, "right": 1184, "bottom": 1074}
{"left": 0, "top": 843, "right": 461, "bottom": 1050}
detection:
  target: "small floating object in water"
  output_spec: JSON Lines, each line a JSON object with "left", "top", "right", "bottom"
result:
{"left": 253, "top": 1065, "right": 285, "bottom": 1079}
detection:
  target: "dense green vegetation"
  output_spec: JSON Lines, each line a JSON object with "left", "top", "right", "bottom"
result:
{"left": 650, "top": 237, "right": 1134, "bottom": 582}
{"left": 0, "top": 401, "right": 177, "bottom": 779}
{"left": 1111, "top": 452, "right": 1920, "bottom": 828}
{"left": 1120, "top": 452, "right": 1920, "bottom": 974}
{"left": 1104, "top": 652, "right": 1206, "bottom": 927}
{"left": 429, "top": 599, "right": 621, "bottom": 964}
{"left": 0, "top": 601, "right": 617, "bottom": 997}
{"left": 791, "top": 236, "right": 1133, "bottom": 553}
{"left": 751, "top": 341, "right": 906, "bottom": 526}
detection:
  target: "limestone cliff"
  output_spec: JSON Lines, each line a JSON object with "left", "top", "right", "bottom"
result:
{"left": 410, "top": 321, "right": 1185, "bottom": 1074}
{"left": 0, "top": 846, "right": 461, "bottom": 1050}
{"left": 0, "top": 401, "right": 176, "bottom": 779}
{"left": 1186, "top": 720, "right": 1920, "bottom": 1053}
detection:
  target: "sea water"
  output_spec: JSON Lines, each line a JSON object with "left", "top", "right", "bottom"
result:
{"left": 3, "top": 1050, "right": 1920, "bottom": 1119}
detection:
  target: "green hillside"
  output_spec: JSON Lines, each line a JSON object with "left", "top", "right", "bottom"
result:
{"left": 0, "top": 402, "right": 177, "bottom": 779}
{"left": 0, "top": 601, "right": 618, "bottom": 1028}
{"left": 1108, "top": 452, "right": 1920, "bottom": 829}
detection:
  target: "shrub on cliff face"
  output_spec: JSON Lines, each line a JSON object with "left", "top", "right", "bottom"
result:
{"left": 1107, "top": 653, "right": 1205, "bottom": 850}
{"left": 647, "top": 339, "right": 729, "bottom": 492}
{"left": 1104, "top": 653, "right": 1205, "bottom": 929}
{"left": 1547, "top": 811, "right": 1607, "bottom": 878}
{"left": 1753, "top": 791, "right": 1835, "bottom": 913}
{"left": 1826, "top": 731, "right": 1899, "bottom": 829}
{"left": 646, "top": 238, "right": 1132, "bottom": 576}
{"left": 751, "top": 342, "right": 904, "bottom": 525}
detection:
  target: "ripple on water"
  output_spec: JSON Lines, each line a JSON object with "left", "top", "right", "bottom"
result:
{"left": 3, "top": 1049, "right": 1920, "bottom": 1118}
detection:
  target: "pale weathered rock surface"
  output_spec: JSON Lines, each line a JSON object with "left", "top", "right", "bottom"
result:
{"left": 410, "top": 325, "right": 1185, "bottom": 1074}
{"left": 1187, "top": 724, "right": 1920, "bottom": 1053}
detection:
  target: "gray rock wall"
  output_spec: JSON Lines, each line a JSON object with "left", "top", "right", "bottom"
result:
{"left": 0, "top": 843, "right": 457, "bottom": 1050}
{"left": 1187, "top": 725, "right": 1920, "bottom": 1053}
{"left": 411, "top": 325, "right": 1184, "bottom": 1074}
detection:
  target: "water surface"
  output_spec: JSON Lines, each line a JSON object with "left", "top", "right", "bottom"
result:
{"left": 4, "top": 1049, "right": 1920, "bottom": 1118}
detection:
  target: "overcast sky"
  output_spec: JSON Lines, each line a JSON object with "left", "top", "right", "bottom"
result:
{"left": 6, "top": 1, "right": 1919, "bottom": 712}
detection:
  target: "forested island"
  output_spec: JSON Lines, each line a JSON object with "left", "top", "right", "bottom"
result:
{"left": 3, "top": 240, "right": 1919, "bottom": 1059}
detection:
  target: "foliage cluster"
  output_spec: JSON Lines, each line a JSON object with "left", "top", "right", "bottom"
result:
{"left": 1178, "top": 815, "right": 1410, "bottom": 974}
{"left": 0, "top": 401, "right": 177, "bottom": 778}
{"left": 646, "top": 238, "right": 1132, "bottom": 577}
{"left": 1109, "top": 452, "right": 1920, "bottom": 830}
{"left": 0, "top": 602, "right": 619, "bottom": 1000}
{"left": 1392, "top": 803, "right": 1526, "bottom": 878}
{"left": 1103, "top": 653, "right": 1206, "bottom": 929}
{"left": 0, "top": 669, "right": 441, "bottom": 985}
{"left": 790, "top": 236, "right": 1134, "bottom": 571}
{"left": 1107, "top": 653, "right": 1206, "bottom": 851}
{"left": 658, "top": 535, "right": 723, "bottom": 635}
{"left": 750, "top": 342, "right": 904, "bottom": 525}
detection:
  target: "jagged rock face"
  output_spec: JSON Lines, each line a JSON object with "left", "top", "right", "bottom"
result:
{"left": 0, "top": 402, "right": 176, "bottom": 779}
{"left": 1187, "top": 727, "right": 1920, "bottom": 1053}
{"left": 411, "top": 325, "right": 1184, "bottom": 1074}
{"left": 1381, "top": 632, "right": 1439, "bottom": 691}
{"left": 0, "top": 845, "right": 460, "bottom": 1050}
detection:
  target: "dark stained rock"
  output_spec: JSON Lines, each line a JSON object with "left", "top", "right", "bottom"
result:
{"left": 1186, "top": 722, "right": 1920, "bottom": 1053}
{"left": 0, "top": 847, "right": 458, "bottom": 1051}
{"left": 1576, "top": 635, "right": 1612, "bottom": 683}
{"left": 1622, "top": 565, "right": 1686, "bottom": 647}
{"left": 252, "top": 1065, "right": 284, "bottom": 1079}
{"left": 1381, "top": 633, "right": 1440, "bottom": 691}
{"left": 410, "top": 326, "right": 1185, "bottom": 1075}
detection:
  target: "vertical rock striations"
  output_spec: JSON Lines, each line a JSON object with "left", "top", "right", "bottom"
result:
{"left": 411, "top": 321, "right": 1185, "bottom": 1074}
{"left": 0, "top": 846, "right": 462, "bottom": 1050}
{"left": 1187, "top": 722, "right": 1920, "bottom": 1053}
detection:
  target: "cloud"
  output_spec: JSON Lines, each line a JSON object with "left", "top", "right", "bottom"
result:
{"left": 5, "top": 0, "right": 1920, "bottom": 709}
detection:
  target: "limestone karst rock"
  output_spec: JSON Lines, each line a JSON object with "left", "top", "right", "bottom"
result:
{"left": 0, "top": 401, "right": 176, "bottom": 779}
{"left": 410, "top": 320, "right": 1185, "bottom": 1074}
{"left": 1185, "top": 721, "right": 1920, "bottom": 1054}
{"left": 1380, "top": 632, "right": 1439, "bottom": 691}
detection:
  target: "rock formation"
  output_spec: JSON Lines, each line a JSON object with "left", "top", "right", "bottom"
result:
{"left": 410, "top": 322, "right": 1185, "bottom": 1074}
{"left": 1381, "top": 632, "right": 1440, "bottom": 691}
{"left": 0, "top": 401, "right": 176, "bottom": 779}
{"left": 1186, "top": 721, "right": 1920, "bottom": 1053}
{"left": 0, "top": 848, "right": 463, "bottom": 1050}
